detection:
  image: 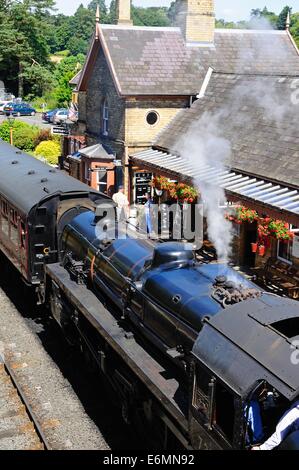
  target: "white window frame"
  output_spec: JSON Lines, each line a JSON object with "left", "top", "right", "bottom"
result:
{"left": 277, "top": 225, "right": 299, "bottom": 264}
{"left": 102, "top": 99, "right": 109, "bottom": 136}
{"left": 97, "top": 168, "right": 108, "bottom": 193}
{"left": 84, "top": 162, "right": 90, "bottom": 181}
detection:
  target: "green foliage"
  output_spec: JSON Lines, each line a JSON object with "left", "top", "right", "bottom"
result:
{"left": 29, "top": 93, "right": 57, "bottom": 112}
{"left": 34, "top": 128, "right": 53, "bottom": 147}
{"left": 0, "top": 0, "right": 55, "bottom": 98}
{"left": 53, "top": 54, "right": 84, "bottom": 106}
{"left": 0, "top": 120, "right": 38, "bottom": 151}
{"left": 277, "top": 6, "right": 291, "bottom": 30}
{"left": 14, "top": 126, "right": 39, "bottom": 152}
{"left": 1, "top": 1, "right": 299, "bottom": 104}
{"left": 35, "top": 140, "right": 61, "bottom": 165}
{"left": 132, "top": 7, "right": 170, "bottom": 27}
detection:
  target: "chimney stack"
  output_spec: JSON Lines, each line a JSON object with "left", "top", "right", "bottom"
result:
{"left": 180, "top": 0, "right": 215, "bottom": 44}
{"left": 117, "top": 0, "right": 133, "bottom": 25}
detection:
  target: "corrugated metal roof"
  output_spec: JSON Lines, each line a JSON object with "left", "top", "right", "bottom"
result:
{"left": 132, "top": 149, "right": 299, "bottom": 216}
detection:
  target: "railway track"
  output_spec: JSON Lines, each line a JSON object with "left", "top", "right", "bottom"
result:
{"left": 0, "top": 355, "right": 50, "bottom": 450}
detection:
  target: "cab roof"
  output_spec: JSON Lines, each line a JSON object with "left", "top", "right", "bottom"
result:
{"left": 192, "top": 294, "right": 299, "bottom": 401}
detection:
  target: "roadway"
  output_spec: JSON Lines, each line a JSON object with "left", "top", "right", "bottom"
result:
{"left": 0, "top": 113, "right": 50, "bottom": 129}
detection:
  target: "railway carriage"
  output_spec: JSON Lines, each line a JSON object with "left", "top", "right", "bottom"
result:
{"left": 0, "top": 141, "right": 107, "bottom": 301}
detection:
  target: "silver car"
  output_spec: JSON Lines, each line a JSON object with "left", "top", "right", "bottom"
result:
{"left": 52, "top": 108, "right": 69, "bottom": 125}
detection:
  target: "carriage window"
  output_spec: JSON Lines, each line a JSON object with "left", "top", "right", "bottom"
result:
{"left": 215, "top": 382, "right": 235, "bottom": 442}
{"left": 1, "top": 200, "right": 9, "bottom": 236}
{"left": 10, "top": 224, "right": 18, "bottom": 245}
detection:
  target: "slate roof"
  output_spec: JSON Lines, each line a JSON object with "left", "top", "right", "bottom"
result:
{"left": 153, "top": 73, "right": 299, "bottom": 188}
{"left": 80, "top": 143, "right": 115, "bottom": 160}
{"left": 69, "top": 70, "right": 82, "bottom": 87}
{"left": 99, "top": 25, "right": 299, "bottom": 96}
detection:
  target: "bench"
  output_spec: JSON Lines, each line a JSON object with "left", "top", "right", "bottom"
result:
{"left": 254, "top": 257, "right": 299, "bottom": 299}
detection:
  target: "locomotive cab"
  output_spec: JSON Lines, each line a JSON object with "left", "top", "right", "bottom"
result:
{"left": 190, "top": 295, "right": 299, "bottom": 450}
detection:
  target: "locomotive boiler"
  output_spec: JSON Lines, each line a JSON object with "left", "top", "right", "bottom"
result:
{"left": 61, "top": 209, "right": 261, "bottom": 366}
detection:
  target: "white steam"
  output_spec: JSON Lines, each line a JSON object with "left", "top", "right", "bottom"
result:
{"left": 173, "top": 17, "right": 295, "bottom": 263}
{"left": 176, "top": 109, "right": 233, "bottom": 262}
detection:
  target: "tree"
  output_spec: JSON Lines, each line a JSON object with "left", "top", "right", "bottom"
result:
{"left": 54, "top": 54, "right": 85, "bottom": 106}
{"left": 88, "top": 0, "right": 107, "bottom": 17}
{"left": 277, "top": 6, "right": 292, "bottom": 30}
{"left": 251, "top": 8, "right": 262, "bottom": 17}
{"left": 0, "top": 0, "right": 53, "bottom": 97}
{"left": 132, "top": 6, "right": 170, "bottom": 27}
{"left": 108, "top": 0, "right": 117, "bottom": 24}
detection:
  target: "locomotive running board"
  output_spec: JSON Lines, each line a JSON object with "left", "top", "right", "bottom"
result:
{"left": 46, "top": 263, "right": 190, "bottom": 448}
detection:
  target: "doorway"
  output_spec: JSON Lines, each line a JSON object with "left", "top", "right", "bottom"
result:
{"left": 242, "top": 222, "right": 257, "bottom": 268}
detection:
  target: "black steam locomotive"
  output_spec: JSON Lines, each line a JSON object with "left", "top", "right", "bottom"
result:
{"left": 61, "top": 208, "right": 262, "bottom": 367}
{"left": 1, "top": 142, "right": 299, "bottom": 450}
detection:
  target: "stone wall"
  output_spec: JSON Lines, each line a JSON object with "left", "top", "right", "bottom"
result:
{"left": 125, "top": 97, "right": 188, "bottom": 148}
{"left": 178, "top": 0, "right": 215, "bottom": 43}
{"left": 85, "top": 47, "right": 126, "bottom": 158}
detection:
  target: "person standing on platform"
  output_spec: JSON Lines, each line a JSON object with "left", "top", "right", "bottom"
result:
{"left": 112, "top": 186, "right": 130, "bottom": 222}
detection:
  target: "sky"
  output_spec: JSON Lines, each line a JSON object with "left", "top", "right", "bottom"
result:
{"left": 55, "top": 1, "right": 299, "bottom": 21}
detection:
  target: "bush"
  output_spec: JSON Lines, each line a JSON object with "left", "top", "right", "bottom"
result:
{"left": 35, "top": 140, "right": 61, "bottom": 165}
{"left": 0, "top": 121, "right": 39, "bottom": 151}
{"left": 34, "top": 129, "right": 53, "bottom": 147}
{"left": 29, "top": 94, "right": 58, "bottom": 113}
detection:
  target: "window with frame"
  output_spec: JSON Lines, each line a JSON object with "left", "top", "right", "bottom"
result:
{"left": 97, "top": 168, "right": 108, "bottom": 194}
{"left": 1, "top": 199, "right": 9, "bottom": 236}
{"left": 277, "top": 225, "right": 299, "bottom": 263}
{"left": 84, "top": 162, "right": 90, "bottom": 181}
{"left": 10, "top": 208, "right": 18, "bottom": 245}
{"left": 102, "top": 99, "right": 109, "bottom": 136}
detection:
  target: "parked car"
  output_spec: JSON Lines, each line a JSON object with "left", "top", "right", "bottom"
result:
{"left": 4, "top": 102, "right": 36, "bottom": 117}
{"left": 42, "top": 108, "right": 59, "bottom": 123}
{"left": 0, "top": 101, "right": 11, "bottom": 114}
{"left": 52, "top": 108, "right": 69, "bottom": 125}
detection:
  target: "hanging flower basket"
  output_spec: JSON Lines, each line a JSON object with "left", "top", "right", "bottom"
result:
{"left": 268, "top": 220, "right": 294, "bottom": 241}
{"left": 251, "top": 242, "right": 258, "bottom": 253}
{"left": 258, "top": 245, "right": 266, "bottom": 257}
{"left": 225, "top": 206, "right": 258, "bottom": 224}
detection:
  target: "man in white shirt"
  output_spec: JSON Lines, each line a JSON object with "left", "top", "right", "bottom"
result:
{"left": 112, "top": 186, "right": 130, "bottom": 222}
{"left": 252, "top": 400, "right": 299, "bottom": 450}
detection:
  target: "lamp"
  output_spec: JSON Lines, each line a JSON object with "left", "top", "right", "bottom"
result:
{"left": 7, "top": 113, "right": 15, "bottom": 145}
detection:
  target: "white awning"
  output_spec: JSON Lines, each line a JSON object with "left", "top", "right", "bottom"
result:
{"left": 132, "top": 149, "right": 299, "bottom": 217}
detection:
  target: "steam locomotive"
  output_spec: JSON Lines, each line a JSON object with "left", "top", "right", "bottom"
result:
{"left": 1, "top": 141, "right": 299, "bottom": 450}
{"left": 61, "top": 208, "right": 262, "bottom": 368}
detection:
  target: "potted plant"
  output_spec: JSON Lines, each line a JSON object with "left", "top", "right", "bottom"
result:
{"left": 268, "top": 219, "right": 294, "bottom": 241}
{"left": 169, "top": 182, "right": 199, "bottom": 203}
{"left": 258, "top": 244, "right": 266, "bottom": 257}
